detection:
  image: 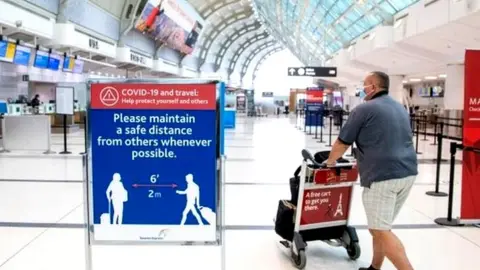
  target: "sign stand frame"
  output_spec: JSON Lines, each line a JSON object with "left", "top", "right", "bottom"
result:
{"left": 55, "top": 86, "right": 74, "bottom": 155}
{"left": 82, "top": 79, "right": 227, "bottom": 270}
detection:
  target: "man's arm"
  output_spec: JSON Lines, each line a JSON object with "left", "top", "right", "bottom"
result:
{"left": 176, "top": 190, "right": 186, "bottom": 195}
{"left": 326, "top": 108, "right": 366, "bottom": 165}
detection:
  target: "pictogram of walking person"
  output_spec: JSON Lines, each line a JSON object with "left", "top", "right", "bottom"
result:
{"left": 176, "top": 174, "right": 204, "bottom": 225}
{"left": 105, "top": 173, "right": 128, "bottom": 225}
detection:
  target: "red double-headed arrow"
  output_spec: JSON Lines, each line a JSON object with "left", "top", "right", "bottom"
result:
{"left": 132, "top": 183, "right": 178, "bottom": 188}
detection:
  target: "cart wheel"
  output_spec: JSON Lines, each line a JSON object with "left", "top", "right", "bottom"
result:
{"left": 346, "top": 242, "right": 361, "bottom": 260}
{"left": 291, "top": 250, "right": 307, "bottom": 269}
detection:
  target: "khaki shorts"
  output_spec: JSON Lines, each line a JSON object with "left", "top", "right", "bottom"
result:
{"left": 362, "top": 175, "right": 416, "bottom": 230}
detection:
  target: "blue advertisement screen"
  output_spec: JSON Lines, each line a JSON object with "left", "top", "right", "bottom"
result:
{"left": 13, "top": 45, "right": 31, "bottom": 66}
{"left": 34, "top": 50, "right": 49, "bottom": 69}
{"left": 48, "top": 53, "right": 61, "bottom": 70}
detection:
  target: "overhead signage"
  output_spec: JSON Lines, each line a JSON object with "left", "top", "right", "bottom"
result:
{"left": 0, "top": 41, "right": 16, "bottom": 63}
{"left": 134, "top": 0, "right": 203, "bottom": 55}
{"left": 89, "top": 81, "right": 219, "bottom": 242}
{"left": 89, "top": 38, "right": 99, "bottom": 50}
{"left": 288, "top": 67, "right": 337, "bottom": 77}
{"left": 130, "top": 53, "right": 147, "bottom": 65}
{"left": 262, "top": 92, "right": 274, "bottom": 97}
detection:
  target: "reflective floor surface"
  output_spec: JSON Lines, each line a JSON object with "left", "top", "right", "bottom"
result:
{"left": 0, "top": 116, "right": 478, "bottom": 270}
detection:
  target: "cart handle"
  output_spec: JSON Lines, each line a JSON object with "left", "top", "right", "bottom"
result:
{"left": 301, "top": 149, "right": 324, "bottom": 167}
{"left": 301, "top": 149, "right": 356, "bottom": 169}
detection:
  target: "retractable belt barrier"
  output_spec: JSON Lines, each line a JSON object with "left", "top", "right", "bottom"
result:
{"left": 434, "top": 143, "right": 480, "bottom": 227}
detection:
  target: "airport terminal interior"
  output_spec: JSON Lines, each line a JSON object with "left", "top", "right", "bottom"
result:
{"left": 1, "top": 0, "right": 480, "bottom": 269}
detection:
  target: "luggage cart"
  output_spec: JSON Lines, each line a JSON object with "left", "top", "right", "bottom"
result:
{"left": 278, "top": 149, "right": 361, "bottom": 269}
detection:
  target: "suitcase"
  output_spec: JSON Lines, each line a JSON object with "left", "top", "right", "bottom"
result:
{"left": 274, "top": 200, "right": 296, "bottom": 241}
{"left": 100, "top": 200, "right": 111, "bottom": 225}
{"left": 199, "top": 206, "right": 215, "bottom": 225}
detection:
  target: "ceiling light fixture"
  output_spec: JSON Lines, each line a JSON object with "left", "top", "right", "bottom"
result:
{"left": 368, "top": 33, "right": 376, "bottom": 40}
{"left": 438, "top": 74, "right": 447, "bottom": 78}
{"left": 409, "top": 78, "right": 421, "bottom": 82}
{"left": 425, "top": 76, "right": 437, "bottom": 80}
{"left": 402, "top": 80, "right": 408, "bottom": 83}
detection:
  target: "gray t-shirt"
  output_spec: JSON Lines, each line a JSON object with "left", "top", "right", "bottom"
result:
{"left": 338, "top": 92, "right": 418, "bottom": 188}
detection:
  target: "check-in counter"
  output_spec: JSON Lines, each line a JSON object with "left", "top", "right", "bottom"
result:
{"left": 1, "top": 115, "right": 54, "bottom": 153}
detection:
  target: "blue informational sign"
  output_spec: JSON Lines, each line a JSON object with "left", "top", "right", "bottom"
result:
{"left": 305, "top": 87, "right": 324, "bottom": 127}
{"left": 47, "top": 53, "right": 61, "bottom": 70}
{"left": 13, "top": 45, "right": 31, "bottom": 66}
{"left": 34, "top": 50, "right": 49, "bottom": 69}
{"left": 88, "top": 81, "right": 221, "bottom": 243}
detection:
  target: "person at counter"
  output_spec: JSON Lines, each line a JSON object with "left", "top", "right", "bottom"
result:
{"left": 31, "top": 95, "right": 41, "bottom": 108}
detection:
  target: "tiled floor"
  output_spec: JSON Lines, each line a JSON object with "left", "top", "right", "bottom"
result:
{"left": 0, "top": 116, "right": 478, "bottom": 270}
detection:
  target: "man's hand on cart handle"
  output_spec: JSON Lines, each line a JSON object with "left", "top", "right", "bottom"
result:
{"left": 324, "top": 159, "right": 337, "bottom": 167}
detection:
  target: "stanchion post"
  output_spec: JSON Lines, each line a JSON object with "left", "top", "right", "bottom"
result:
{"left": 431, "top": 120, "right": 438, "bottom": 145}
{"left": 422, "top": 115, "right": 428, "bottom": 141}
{"left": 318, "top": 115, "right": 324, "bottom": 143}
{"left": 426, "top": 133, "right": 448, "bottom": 197}
{"left": 434, "top": 142, "right": 463, "bottom": 227}
{"left": 415, "top": 118, "right": 422, "bottom": 155}
{"left": 314, "top": 111, "right": 319, "bottom": 139}
{"left": 80, "top": 115, "right": 87, "bottom": 155}
{"left": 327, "top": 115, "right": 333, "bottom": 147}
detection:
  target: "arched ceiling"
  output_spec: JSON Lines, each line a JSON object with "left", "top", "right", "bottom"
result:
{"left": 188, "top": 0, "right": 283, "bottom": 77}
{"left": 187, "top": 0, "right": 419, "bottom": 82}
{"left": 251, "top": 0, "right": 420, "bottom": 65}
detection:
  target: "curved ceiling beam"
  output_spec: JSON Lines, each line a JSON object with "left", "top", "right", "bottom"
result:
{"left": 240, "top": 40, "right": 281, "bottom": 77}
{"left": 227, "top": 33, "right": 271, "bottom": 73}
{"left": 214, "top": 21, "right": 263, "bottom": 69}
{"left": 197, "top": 9, "right": 253, "bottom": 65}
{"left": 199, "top": 0, "right": 240, "bottom": 19}
{"left": 252, "top": 47, "right": 284, "bottom": 80}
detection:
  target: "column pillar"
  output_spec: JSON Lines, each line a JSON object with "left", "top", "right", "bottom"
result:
{"left": 388, "top": 75, "right": 405, "bottom": 105}
{"left": 444, "top": 64, "right": 464, "bottom": 137}
{"left": 444, "top": 64, "right": 464, "bottom": 110}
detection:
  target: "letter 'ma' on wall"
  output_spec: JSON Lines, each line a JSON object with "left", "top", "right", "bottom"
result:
{"left": 469, "top": 98, "right": 480, "bottom": 105}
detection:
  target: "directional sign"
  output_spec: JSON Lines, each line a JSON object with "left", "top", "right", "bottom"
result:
{"left": 89, "top": 82, "right": 218, "bottom": 243}
{"left": 288, "top": 67, "right": 337, "bottom": 77}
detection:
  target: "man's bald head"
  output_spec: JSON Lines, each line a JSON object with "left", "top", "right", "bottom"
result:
{"left": 362, "top": 71, "right": 389, "bottom": 101}
{"left": 368, "top": 71, "right": 390, "bottom": 91}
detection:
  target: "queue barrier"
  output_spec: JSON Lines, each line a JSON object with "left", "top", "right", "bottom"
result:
{"left": 0, "top": 115, "right": 55, "bottom": 154}
{"left": 83, "top": 79, "right": 226, "bottom": 270}
{"left": 434, "top": 143, "right": 480, "bottom": 227}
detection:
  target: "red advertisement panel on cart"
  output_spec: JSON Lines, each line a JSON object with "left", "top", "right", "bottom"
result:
{"left": 461, "top": 49, "right": 480, "bottom": 221}
{"left": 300, "top": 186, "right": 352, "bottom": 225}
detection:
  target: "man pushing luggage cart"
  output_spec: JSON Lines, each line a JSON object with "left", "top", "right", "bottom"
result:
{"left": 274, "top": 149, "right": 360, "bottom": 269}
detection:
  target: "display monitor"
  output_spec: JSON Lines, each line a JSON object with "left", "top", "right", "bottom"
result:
{"left": 34, "top": 50, "right": 50, "bottom": 69}
{"left": 418, "top": 87, "right": 431, "bottom": 97}
{"left": 73, "top": 59, "right": 84, "bottom": 74}
{"left": 0, "top": 41, "right": 16, "bottom": 63}
{"left": 63, "top": 56, "right": 75, "bottom": 72}
{"left": 47, "top": 53, "right": 61, "bottom": 70}
{"left": 431, "top": 86, "right": 444, "bottom": 97}
{"left": 13, "top": 45, "right": 31, "bottom": 66}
